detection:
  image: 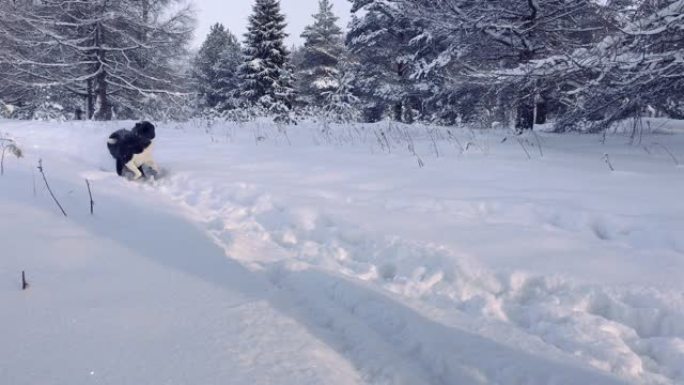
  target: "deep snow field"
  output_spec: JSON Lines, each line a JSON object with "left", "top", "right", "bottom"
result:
{"left": 1, "top": 118, "right": 683, "bottom": 385}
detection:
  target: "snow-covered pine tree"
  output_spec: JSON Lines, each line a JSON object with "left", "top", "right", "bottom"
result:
{"left": 0, "top": 0, "right": 194, "bottom": 120}
{"left": 297, "top": 0, "right": 345, "bottom": 107}
{"left": 322, "top": 58, "right": 361, "bottom": 123}
{"left": 347, "top": 0, "right": 422, "bottom": 123}
{"left": 272, "top": 62, "right": 297, "bottom": 123}
{"left": 238, "top": 0, "right": 295, "bottom": 119}
{"left": 193, "top": 23, "right": 242, "bottom": 110}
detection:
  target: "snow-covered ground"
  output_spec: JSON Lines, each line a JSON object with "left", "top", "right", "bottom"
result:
{"left": 1, "top": 118, "right": 683, "bottom": 385}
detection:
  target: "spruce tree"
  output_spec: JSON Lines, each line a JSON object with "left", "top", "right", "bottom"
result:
{"left": 347, "top": 0, "right": 421, "bottom": 123}
{"left": 193, "top": 23, "right": 242, "bottom": 110}
{"left": 322, "top": 58, "right": 361, "bottom": 123}
{"left": 238, "top": 0, "right": 294, "bottom": 114}
{"left": 297, "top": 0, "right": 345, "bottom": 106}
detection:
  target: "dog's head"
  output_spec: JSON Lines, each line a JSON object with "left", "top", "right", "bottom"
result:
{"left": 132, "top": 121, "right": 156, "bottom": 141}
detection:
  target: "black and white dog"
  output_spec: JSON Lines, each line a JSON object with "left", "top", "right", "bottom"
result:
{"left": 107, "top": 121, "right": 160, "bottom": 180}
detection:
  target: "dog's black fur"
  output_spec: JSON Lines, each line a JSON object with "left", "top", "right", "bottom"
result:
{"left": 133, "top": 121, "right": 155, "bottom": 141}
{"left": 107, "top": 121, "right": 156, "bottom": 177}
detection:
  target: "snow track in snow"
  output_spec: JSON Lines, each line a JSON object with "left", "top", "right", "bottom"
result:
{"left": 147, "top": 172, "right": 682, "bottom": 385}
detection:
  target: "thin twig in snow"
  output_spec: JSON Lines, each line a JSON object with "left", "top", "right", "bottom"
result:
{"left": 532, "top": 131, "right": 544, "bottom": 158}
{"left": 650, "top": 142, "right": 680, "bottom": 166}
{"left": 446, "top": 129, "right": 465, "bottom": 154}
{"left": 425, "top": 126, "right": 440, "bottom": 158}
{"left": 22, "top": 271, "right": 29, "bottom": 290}
{"left": 603, "top": 153, "right": 615, "bottom": 171}
{"left": 37, "top": 159, "right": 67, "bottom": 217}
{"left": 516, "top": 138, "right": 532, "bottom": 159}
{"left": 85, "top": 179, "right": 94, "bottom": 215}
{"left": 32, "top": 169, "right": 37, "bottom": 197}
{"left": 1, "top": 146, "right": 5, "bottom": 176}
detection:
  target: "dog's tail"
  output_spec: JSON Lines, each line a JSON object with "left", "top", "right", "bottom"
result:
{"left": 107, "top": 129, "right": 130, "bottom": 159}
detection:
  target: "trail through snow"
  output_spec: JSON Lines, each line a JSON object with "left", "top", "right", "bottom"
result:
{"left": 1, "top": 119, "right": 683, "bottom": 384}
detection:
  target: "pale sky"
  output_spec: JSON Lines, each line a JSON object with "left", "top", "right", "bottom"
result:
{"left": 192, "top": 0, "right": 352, "bottom": 48}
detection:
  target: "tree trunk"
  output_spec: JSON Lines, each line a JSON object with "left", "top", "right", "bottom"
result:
{"left": 93, "top": 70, "right": 111, "bottom": 120}
{"left": 393, "top": 102, "right": 403, "bottom": 122}
{"left": 85, "top": 78, "right": 94, "bottom": 119}
{"left": 516, "top": 48, "right": 536, "bottom": 131}
{"left": 395, "top": 61, "right": 408, "bottom": 123}
{"left": 142, "top": 0, "right": 149, "bottom": 26}
{"left": 92, "top": 22, "right": 111, "bottom": 121}
{"left": 139, "top": 0, "right": 149, "bottom": 69}
{"left": 515, "top": 99, "right": 535, "bottom": 131}
{"left": 535, "top": 99, "right": 547, "bottom": 124}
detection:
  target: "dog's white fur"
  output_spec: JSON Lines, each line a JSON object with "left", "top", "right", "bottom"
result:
{"left": 125, "top": 143, "right": 159, "bottom": 180}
